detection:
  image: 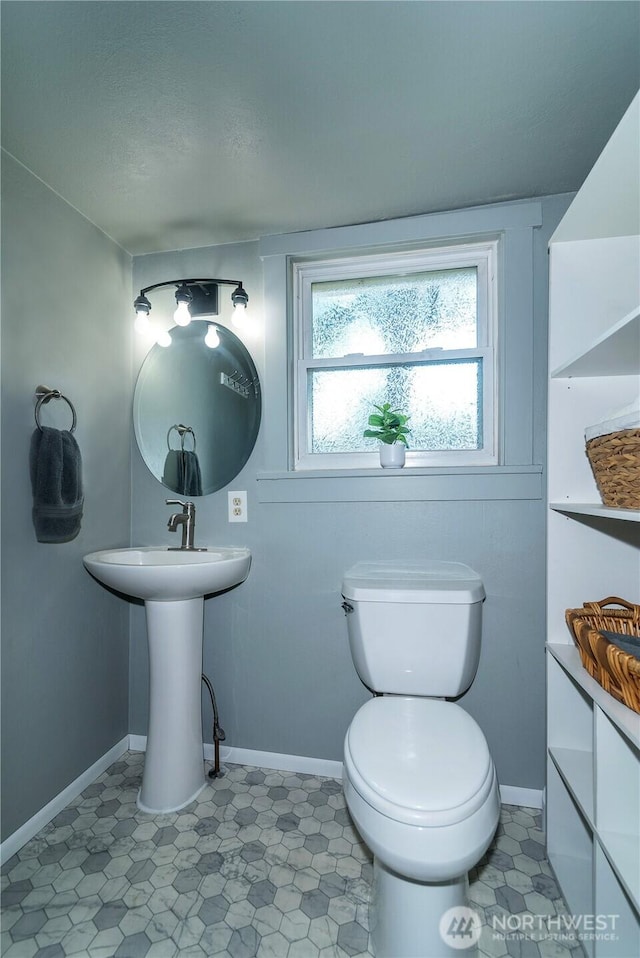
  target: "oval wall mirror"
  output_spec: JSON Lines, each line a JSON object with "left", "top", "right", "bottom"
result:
{"left": 133, "top": 323, "right": 261, "bottom": 496}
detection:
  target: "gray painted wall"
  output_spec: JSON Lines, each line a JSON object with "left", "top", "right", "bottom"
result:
{"left": 0, "top": 182, "right": 570, "bottom": 844}
{"left": 130, "top": 195, "right": 572, "bottom": 793}
{"left": 0, "top": 155, "right": 133, "bottom": 840}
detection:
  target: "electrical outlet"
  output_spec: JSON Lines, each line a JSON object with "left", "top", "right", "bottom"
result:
{"left": 228, "top": 491, "right": 248, "bottom": 522}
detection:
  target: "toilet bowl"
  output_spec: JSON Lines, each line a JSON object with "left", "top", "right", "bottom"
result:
{"left": 344, "top": 697, "right": 499, "bottom": 883}
{"left": 341, "top": 561, "right": 500, "bottom": 957}
{"left": 343, "top": 696, "right": 499, "bottom": 957}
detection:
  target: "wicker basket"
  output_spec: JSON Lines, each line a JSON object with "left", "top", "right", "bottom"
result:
{"left": 565, "top": 598, "right": 640, "bottom": 713}
{"left": 585, "top": 428, "right": 640, "bottom": 510}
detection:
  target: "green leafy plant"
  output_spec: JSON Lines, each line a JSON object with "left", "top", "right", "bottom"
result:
{"left": 363, "top": 402, "right": 411, "bottom": 447}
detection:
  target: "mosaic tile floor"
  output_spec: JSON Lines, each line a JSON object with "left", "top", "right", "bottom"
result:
{"left": 1, "top": 752, "right": 583, "bottom": 958}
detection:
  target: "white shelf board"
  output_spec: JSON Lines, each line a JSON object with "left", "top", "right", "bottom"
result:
{"left": 551, "top": 308, "right": 640, "bottom": 378}
{"left": 550, "top": 502, "right": 640, "bottom": 522}
{"left": 550, "top": 94, "right": 640, "bottom": 245}
{"left": 547, "top": 850, "right": 594, "bottom": 923}
{"left": 598, "top": 830, "right": 640, "bottom": 909}
{"left": 547, "top": 644, "right": 640, "bottom": 749}
{"left": 548, "top": 746, "right": 594, "bottom": 823}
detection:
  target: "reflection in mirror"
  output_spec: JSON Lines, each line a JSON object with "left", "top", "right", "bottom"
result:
{"left": 133, "top": 323, "right": 261, "bottom": 496}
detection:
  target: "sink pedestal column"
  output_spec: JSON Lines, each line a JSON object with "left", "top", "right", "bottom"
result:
{"left": 138, "top": 597, "right": 207, "bottom": 813}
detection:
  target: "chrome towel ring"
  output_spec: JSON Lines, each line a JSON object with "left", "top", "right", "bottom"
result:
{"left": 167, "top": 423, "right": 196, "bottom": 452}
{"left": 34, "top": 384, "right": 77, "bottom": 433}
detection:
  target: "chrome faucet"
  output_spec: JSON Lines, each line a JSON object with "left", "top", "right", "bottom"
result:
{"left": 166, "top": 499, "right": 206, "bottom": 551}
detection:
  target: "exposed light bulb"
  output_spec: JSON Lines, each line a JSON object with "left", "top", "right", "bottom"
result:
{"left": 134, "top": 311, "right": 151, "bottom": 334}
{"left": 204, "top": 325, "right": 220, "bottom": 348}
{"left": 173, "top": 283, "right": 193, "bottom": 325}
{"left": 174, "top": 300, "right": 192, "bottom": 326}
{"left": 231, "top": 284, "right": 249, "bottom": 310}
{"left": 133, "top": 292, "right": 152, "bottom": 336}
{"left": 156, "top": 329, "right": 172, "bottom": 347}
{"left": 232, "top": 303, "right": 247, "bottom": 329}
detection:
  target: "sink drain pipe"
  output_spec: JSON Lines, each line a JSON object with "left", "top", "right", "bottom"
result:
{"left": 201, "top": 672, "right": 225, "bottom": 778}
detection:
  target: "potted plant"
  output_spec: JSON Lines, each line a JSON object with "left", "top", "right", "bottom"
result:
{"left": 364, "top": 402, "right": 411, "bottom": 468}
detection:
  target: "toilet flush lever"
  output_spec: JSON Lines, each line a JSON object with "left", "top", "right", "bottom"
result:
{"left": 341, "top": 601, "right": 354, "bottom": 614}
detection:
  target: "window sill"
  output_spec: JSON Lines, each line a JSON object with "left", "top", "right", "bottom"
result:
{"left": 256, "top": 465, "right": 543, "bottom": 503}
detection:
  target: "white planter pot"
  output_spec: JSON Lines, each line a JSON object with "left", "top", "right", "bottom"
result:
{"left": 379, "top": 442, "right": 406, "bottom": 469}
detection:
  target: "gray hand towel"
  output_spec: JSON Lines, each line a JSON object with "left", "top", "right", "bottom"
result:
{"left": 163, "top": 449, "right": 181, "bottom": 492}
{"left": 180, "top": 451, "right": 203, "bottom": 497}
{"left": 30, "top": 426, "right": 84, "bottom": 542}
{"left": 163, "top": 449, "right": 203, "bottom": 496}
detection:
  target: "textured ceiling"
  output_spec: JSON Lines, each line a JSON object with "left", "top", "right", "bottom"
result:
{"left": 2, "top": 1, "right": 639, "bottom": 255}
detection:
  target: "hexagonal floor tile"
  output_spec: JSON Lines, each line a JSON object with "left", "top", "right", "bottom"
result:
{"left": 2, "top": 761, "right": 568, "bottom": 958}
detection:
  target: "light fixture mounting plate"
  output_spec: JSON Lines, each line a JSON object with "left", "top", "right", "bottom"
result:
{"left": 187, "top": 282, "right": 219, "bottom": 317}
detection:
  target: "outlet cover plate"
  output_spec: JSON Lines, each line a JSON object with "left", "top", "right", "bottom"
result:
{"left": 228, "top": 491, "right": 247, "bottom": 522}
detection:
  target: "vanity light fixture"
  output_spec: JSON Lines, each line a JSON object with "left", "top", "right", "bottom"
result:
{"left": 133, "top": 278, "right": 249, "bottom": 344}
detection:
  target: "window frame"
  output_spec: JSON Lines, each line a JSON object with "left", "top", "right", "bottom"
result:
{"left": 292, "top": 241, "right": 499, "bottom": 471}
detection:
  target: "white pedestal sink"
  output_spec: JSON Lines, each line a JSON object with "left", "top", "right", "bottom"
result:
{"left": 83, "top": 546, "right": 251, "bottom": 813}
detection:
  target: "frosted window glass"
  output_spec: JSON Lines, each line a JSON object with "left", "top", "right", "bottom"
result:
{"left": 311, "top": 267, "right": 477, "bottom": 358}
{"left": 309, "top": 361, "right": 482, "bottom": 454}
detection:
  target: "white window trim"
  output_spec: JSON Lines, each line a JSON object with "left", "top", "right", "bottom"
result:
{"left": 292, "top": 241, "right": 499, "bottom": 471}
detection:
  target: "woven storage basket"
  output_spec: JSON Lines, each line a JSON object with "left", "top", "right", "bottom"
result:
{"left": 565, "top": 597, "right": 640, "bottom": 713}
{"left": 585, "top": 428, "right": 640, "bottom": 510}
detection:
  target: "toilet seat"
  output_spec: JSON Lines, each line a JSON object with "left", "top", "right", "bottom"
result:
{"left": 344, "top": 696, "right": 495, "bottom": 827}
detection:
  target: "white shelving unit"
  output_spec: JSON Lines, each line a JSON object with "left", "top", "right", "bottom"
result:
{"left": 546, "top": 92, "right": 640, "bottom": 958}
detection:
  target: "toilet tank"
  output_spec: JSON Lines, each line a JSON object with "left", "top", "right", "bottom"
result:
{"left": 342, "top": 561, "right": 486, "bottom": 697}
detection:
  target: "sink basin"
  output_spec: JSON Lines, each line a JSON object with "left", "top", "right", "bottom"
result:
{"left": 83, "top": 546, "right": 251, "bottom": 601}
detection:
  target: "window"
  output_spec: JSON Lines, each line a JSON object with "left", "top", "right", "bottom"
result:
{"left": 293, "top": 242, "right": 498, "bottom": 470}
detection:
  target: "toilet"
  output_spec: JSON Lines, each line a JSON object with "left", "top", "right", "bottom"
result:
{"left": 341, "top": 560, "right": 500, "bottom": 958}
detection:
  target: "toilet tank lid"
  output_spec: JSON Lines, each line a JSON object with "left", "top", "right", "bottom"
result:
{"left": 342, "top": 560, "right": 485, "bottom": 604}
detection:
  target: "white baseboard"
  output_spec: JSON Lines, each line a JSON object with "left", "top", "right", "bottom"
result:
{"left": 217, "top": 745, "right": 344, "bottom": 779}
{"left": 129, "top": 735, "right": 343, "bottom": 780}
{"left": 131, "top": 735, "right": 544, "bottom": 808}
{"left": 499, "top": 784, "right": 544, "bottom": 809}
{"left": 1, "top": 736, "right": 129, "bottom": 863}
{"left": 2, "top": 737, "right": 543, "bottom": 861}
